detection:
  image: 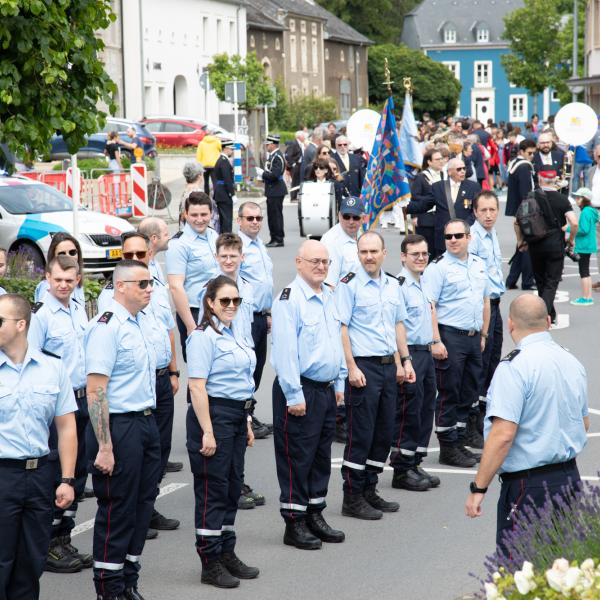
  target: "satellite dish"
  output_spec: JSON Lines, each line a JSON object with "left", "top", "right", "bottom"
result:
{"left": 346, "top": 109, "right": 381, "bottom": 153}
{"left": 554, "top": 102, "right": 598, "bottom": 146}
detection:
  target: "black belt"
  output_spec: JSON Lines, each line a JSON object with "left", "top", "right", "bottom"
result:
{"left": 355, "top": 355, "right": 395, "bottom": 365}
{"left": 490, "top": 298, "right": 501, "bottom": 306}
{"left": 253, "top": 311, "right": 270, "bottom": 317}
{"left": 301, "top": 376, "right": 333, "bottom": 389}
{"left": 74, "top": 387, "right": 86, "bottom": 399}
{"left": 439, "top": 324, "right": 480, "bottom": 337}
{"left": 156, "top": 368, "right": 169, "bottom": 376}
{"left": 112, "top": 408, "right": 153, "bottom": 418}
{"left": 500, "top": 458, "right": 577, "bottom": 482}
{"left": 0, "top": 455, "right": 49, "bottom": 470}
{"left": 209, "top": 397, "right": 253, "bottom": 410}
{"left": 408, "top": 344, "right": 430, "bottom": 352}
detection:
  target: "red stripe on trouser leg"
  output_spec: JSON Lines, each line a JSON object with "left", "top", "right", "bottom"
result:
{"left": 283, "top": 408, "right": 295, "bottom": 520}
{"left": 100, "top": 475, "right": 112, "bottom": 597}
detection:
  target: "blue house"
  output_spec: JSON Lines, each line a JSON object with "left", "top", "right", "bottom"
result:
{"left": 401, "top": 0, "right": 561, "bottom": 125}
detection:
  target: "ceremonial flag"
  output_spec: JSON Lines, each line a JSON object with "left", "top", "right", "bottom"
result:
{"left": 399, "top": 91, "right": 422, "bottom": 170}
{"left": 359, "top": 96, "right": 411, "bottom": 231}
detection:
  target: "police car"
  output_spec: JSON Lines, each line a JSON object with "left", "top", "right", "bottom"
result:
{"left": 0, "top": 175, "right": 134, "bottom": 273}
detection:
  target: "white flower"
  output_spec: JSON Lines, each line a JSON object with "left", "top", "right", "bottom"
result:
{"left": 514, "top": 570, "right": 535, "bottom": 594}
{"left": 492, "top": 571, "right": 501, "bottom": 583}
{"left": 563, "top": 567, "right": 582, "bottom": 590}
{"left": 521, "top": 561, "right": 535, "bottom": 580}
{"left": 581, "top": 558, "right": 595, "bottom": 572}
{"left": 546, "top": 568, "right": 564, "bottom": 592}
{"left": 553, "top": 558, "right": 570, "bottom": 573}
{"left": 484, "top": 582, "right": 500, "bottom": 599}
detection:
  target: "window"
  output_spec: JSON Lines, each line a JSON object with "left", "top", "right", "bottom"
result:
{"left": 356, "top": 50, "right": 360, "bottom": 64}
{"left": 301, "top": 36, "right": 308, "bottom": 72}
{"left": 217, "top": 19, "right": 222, "bottom": 52}
{"left": 291, "top": 85, "right": 299, "bottom": 99}
{"left": 509, "top": 94, "right": 528, "bottom": 121}
{"left": 302, "top": 77, "right": 309, "bottom": 95}
{"left": 442, "top": 61, "right": 460, "bottom": 80}
{"left": 230, "top": 22, "right": 236, "bottom": 47}
{"left": 349, "top": 47, "right": 354, "bottom": 71}
{"left": 444, "top": 27, "right": 456, "bottom": 43}
{"left": 311, "top": 22, "right": 317, "bottom": 36}
{"left": 250, "top": 35, "right": 255, "bottom": 48}
{"left": 300, "top": 20, "right": 306, "bottom": 33}
{"left": 144, "top": 121, "right": 162, "bottom": 132}
{"left": 474, "top": 61, "right": 492, "bottom": 86}
{"left": 290, "top": 35, "right": 297, "bottom": 72}
{"left": 289, "top": 19, "right": 296, "bottom": 32}
{"left": 312, "top": 86, "right": 320, "bottom": 96}
{"left": 551, "top": 89, "right": 560, "bottom": 102}
{"left": 340, "top": 79, "right": 351, "bottom": 119}
{"left": 476, "top": 28, "right": 489, "bottom": 42}
{"left": 311, "top": 38, "right": 318, "bottom": 73}
{"left": 202, "top": 17, "right": 209, "bottom": 53}
{"left": 325, "top": 47, "right": 329, "bottom": 60}
{"left": 275, "top": 37, "right": 281, "bottom": 51}
{"left": 262, "top": 33, "right": 268, "bottom": 49}
{"left": 340, "top": 49, "right": 345, "bottom": 62}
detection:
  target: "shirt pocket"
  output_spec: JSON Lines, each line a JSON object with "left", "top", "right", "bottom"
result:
{"left": 30, "top": 385, "right": 59, "bottom": 421}
{"left": 46, "top": 328, "right": 71, "bottom": 357}
{"left": 355, "top": 295, "right": 379, "bottom": 322}
{"left": 191, "top": 247, "right": 215, "bottom": 271}
{"left": 0, "top": 386, "right": 16, "bottom": 421}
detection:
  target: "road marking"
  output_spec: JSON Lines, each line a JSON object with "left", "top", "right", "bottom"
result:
{"left": 550, "top": 313, "right": 570, "bottom": 329}
{"left": 71, "top": 482, "right": 188, "bottom": 538}
{"left": 588, "top": 408, "right": 600, "bottom": 416}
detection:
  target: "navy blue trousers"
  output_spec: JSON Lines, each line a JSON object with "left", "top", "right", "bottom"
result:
{"left": 186, "top": 401, "right": 247, "bottom": 563}
{"left": 154, "top": 371, "right": 175, "bottom": 482}
{"left": 0, "top": 458, "right": 54, "bottom": 600}
{"left": 251, "top": 312, "right": 268, "bottom": 393}
{"left": 506, "top": 247, "right": 535, "bottom": 288}
{"left": 86, "top": 412, "right": 161, "bottom": 597}
{"left": 273, "top": 377, "right": 336, "bottom": 521}
{"left": 390, "top": 349, "right": 436, "bottom": 472}
{"left": 176, "top": 306, "right": 200, "bottom": 364}
{"left": 435, "top": 326, "right": 482, "bottom": 445}
{"left": 480, "top": 302, "right": 503, "bottom": 397}
{"left": 342, "top": 358, "right": 397, "bottom": 493}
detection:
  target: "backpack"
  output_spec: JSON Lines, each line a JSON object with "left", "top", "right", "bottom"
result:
{"left": 515, "top": 189, "right": 559, "bottom": 242}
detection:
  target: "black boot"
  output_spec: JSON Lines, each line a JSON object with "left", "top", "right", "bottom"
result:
{"left": 439, "top": 445, "right": 476, "bottom": 468}
{"left": 201, "top": 558, "right": 240, "bottom": 588}
{"left": 251, "top": 416, "right": 271, "bottom": 439}
{"left": 165, "top": 460, "right": 183, "bottom": 473}
{"left": 145, "top": 528, "right": 158, "bottom": 540}
{"left": 221, "top": 551, "right": 260, "bottom": 579}
{"left": 465, "top": 414, "right": 484, "bottom": 449}
{"left": 149, "top": 508, "right": 180, "bottom": 530}
{"left": 61, "top": 534, "right": 93, "bottom": 568}
{"left": 458, "top": 444, "right": 481, "bottom": 463}
{"left": 241, "top": 483, "right": 265, "bottom": 506}
{"left": 391, "top": 468, "right": 431, "bottom": 491}
{"left": 342, "top": 491, "right": 383, "bottom": 520}
{"left": 306, "top": 511, "right": 345, "bottom": 543}
{"left": 123, "top": 588, "right": 145, "bottom": 600}
{"left": 45, "top": 538, "right": 82, "bottom": 573}
{"left": 283, "top": 520, "right": 322, "bottom": 550}
{"left": 415, "top": 466, "right": 441, "bottom": 488}
{"left": 363, "top": 487, "right": 400, "bottom": 512}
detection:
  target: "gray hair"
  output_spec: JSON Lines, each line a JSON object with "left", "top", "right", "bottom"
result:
{"left": 182, "top": 161, "right": 204, "bottom": 184}
{"left": 311, "top": 127, "right": 325, "bottom": 143}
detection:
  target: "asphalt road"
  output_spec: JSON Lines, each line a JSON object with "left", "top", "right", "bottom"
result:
{"left": 41, "top": 194, "right": 600, "bottom": 600}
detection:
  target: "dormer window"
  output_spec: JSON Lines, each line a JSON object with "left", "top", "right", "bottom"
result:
{"left": 444, "top": 26, "right": 457, "bottom": 43}
{"left": 477, "top": 27, "right": 489, "bottom": 42}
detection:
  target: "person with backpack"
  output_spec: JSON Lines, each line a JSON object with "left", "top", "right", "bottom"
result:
{"left": 515, "top": 170, "right": 578, "bottom": 324}
{"left": 571, "top": 187, "right": 598, "bottom": 306}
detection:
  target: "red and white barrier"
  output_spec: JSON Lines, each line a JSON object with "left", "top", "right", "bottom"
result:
{"left": 130, "top": 163, "right": 148, "bottom": 217}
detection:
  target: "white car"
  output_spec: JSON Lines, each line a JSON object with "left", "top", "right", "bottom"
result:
{"left": 0, "top": 176, "right": 134, "bottom": 273}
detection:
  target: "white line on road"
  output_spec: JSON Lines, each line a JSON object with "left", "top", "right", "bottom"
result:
{"left": 588, "top": 408, "right": 600, "bottom": 416}
{"left": 70, "top": 483, "right": 188, "bottom": 538}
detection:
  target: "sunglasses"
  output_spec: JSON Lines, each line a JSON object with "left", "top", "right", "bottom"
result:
{"left": 123, "top": 279, "right": 154, "bottom": 289}
{"left": 57, "top": 249, "right": 78, "bottom": 257}
{"left": 315, "top": 166, "right": 328, "bottom": 171}
{"left": 123, "top": 251, "right": 147, "bottom": 260}
{"left": 0, "top": 316, "right": 22, "bottom": 327}
{"left": 455, "top": 167, "right": 466, "bottom": 172}
{"left": 242, "top": 215, "right": 263, "bottom": 222}
{"left": 341, "top": 214, "right": 361, "bottom": 221}
{"left": 218, "top": 296, "right": 242, "bottom": 307}
{"left": 444, "top": 233, "right": 466, "bottom": 240}
{"left": 320, "top": 151, "right": 330, "bottom": 155}
{"left": 337, "top": 143, "right": 348, "bottom": 147}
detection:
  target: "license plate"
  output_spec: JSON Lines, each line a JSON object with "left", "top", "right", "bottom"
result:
{"left": 106, "top": 248, "right": 122, "bottom": 259}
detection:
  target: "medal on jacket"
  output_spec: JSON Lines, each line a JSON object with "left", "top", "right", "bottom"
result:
{"left": 464, "top": 198, "right": 470, "bottom": 209}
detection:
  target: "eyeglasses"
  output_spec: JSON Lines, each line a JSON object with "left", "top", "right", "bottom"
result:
{"left": 406, "top": 252, "right": 430, "bottom": 258}
{"left": 123, "top": 251, "right": 147, "bottom": 260}
{"left": 319, "top": 151, "right": 330, "bottom": 155}
{"left": 242, "top": 215, "right": 263, "bottom": 222}
{"left": 455, "top": 167, "right": 466, "bottom": 172}
{"left": 315, "top": 166, "right": 328, "bottom": 171}
{"left": 122, "top": 279, "right": 154, "bottom": 289}
{"left": 57, "top": 249, "right": 78, "bottom": 257}
{"left": 0, "top": 316, "right": 22, "bottom": 327}
{"left": 299, "top": 257, "right": 332, "bottom": 267}
{"left": 218, "top": 296, "right": 242, "bottom": 307}
{"left": 337, "top": 143, "right": 348, "bottom": 147}
{"left": 444, "top": 233, "right": 467, "bottom": 240}
{"left": 341, "top": 214, "right": 362, "bottom": 221}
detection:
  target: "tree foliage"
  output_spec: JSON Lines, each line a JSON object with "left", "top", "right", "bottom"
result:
{"left": 368, "top": 44, "right": 461, "bottom": 119}
{"left": 0, "top": 0, "right": 117, "bottom": 161}
{"left": 206, "top": 52, "right": 274, "bottom": 111}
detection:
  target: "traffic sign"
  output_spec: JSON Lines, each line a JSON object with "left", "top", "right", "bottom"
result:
{"left": 225, "top": 81, "right": 246, "bottom": 104}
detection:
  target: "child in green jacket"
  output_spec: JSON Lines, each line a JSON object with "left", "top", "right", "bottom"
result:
{"left": 571, "top": 187, "right": 598, "bottom": 306}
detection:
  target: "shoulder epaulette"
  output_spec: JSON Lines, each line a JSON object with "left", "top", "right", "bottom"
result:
{"left": 104, "top": 281, "right": 114, "bottom": 290}
{"left": 98, "top": 311, "right": 114, "bottom": 324}
{"left": 196, "top": 321, "right": 209, "bottom": 331}
{"left": 280, "top": 287, "right": 291, "bottom": 300}
{"left": 41, "top": 348, "right": 60, "bottom": 359}
{"left": 31, "top": 302, "right": 43, "bottom": 314}
{"left": 398, "top": 276, "right": 405, "bottom": 285}
{"left": 340, "top": 272, "right": 355, "bottom": 284}
{"left": 385, "top": 271, "right": 398, "bottom": 281}
{"left": 501, "top": 349, "right": 521, "bottom": 362}
{"left": 172, "top": 230, "right": 184, "bottom": 239}
{"left": 433, "top": 255, "right": 444, "bottom": 263}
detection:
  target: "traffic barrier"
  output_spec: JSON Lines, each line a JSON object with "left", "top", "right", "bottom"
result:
{"left": 97, "top": 173, "right": 131, "bottom": 217}
{"left": 130, "top": 163, "right": 148, "bottom": 217}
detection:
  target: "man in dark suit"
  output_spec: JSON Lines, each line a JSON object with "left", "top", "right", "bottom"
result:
{"left": 467, "top": 136, "right": 486, "bottom": 186}
{"left": 259, "top": 134, "right": 288, "bottom": 247}
{"left": 300, "top": 128, "right": 323, "bottom": 183}
{"left": 424, "top": 158, "right": 481, "bottom": 256}
{"left": 212, "top": 140, "right": 235, "bottom": 232}
{"left": 332, "top": 135, "right": 365, "bottom": 196}
{"left": 285, "top": 131, "right": 305, "bottom": 202}
{"left": 533, "top": 131, "right": 564, "bottom": 177}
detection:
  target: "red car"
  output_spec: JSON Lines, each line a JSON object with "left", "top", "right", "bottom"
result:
{"left": 141, "top": 117, "right": 207, "bottom": 148}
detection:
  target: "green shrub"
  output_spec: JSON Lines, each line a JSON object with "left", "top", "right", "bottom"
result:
{"left": 53, "top": 156, "right": 156, "bottom": 177}
{"left": 0, "top": 277, "right": 40, "bottom": 302}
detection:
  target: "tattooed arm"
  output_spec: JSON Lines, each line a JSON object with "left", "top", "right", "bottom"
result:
{"left": 86, "top": 374, "right": 114, "bottom": 475}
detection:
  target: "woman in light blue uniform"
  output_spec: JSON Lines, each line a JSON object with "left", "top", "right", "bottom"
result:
{"left": 186, "top": 275, "right": 259, "bottom": 589}
{"left": 34, "top": 233, "right": 86, "bottom": 305}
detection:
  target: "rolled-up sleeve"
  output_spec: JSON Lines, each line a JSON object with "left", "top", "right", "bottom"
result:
{"left": 186, "top": 330, "right": 214, "bottom": 379}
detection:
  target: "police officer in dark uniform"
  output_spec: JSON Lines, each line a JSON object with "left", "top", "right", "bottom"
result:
{"left": 335, "top": 232, "right": 415, "bottom": 520}
{"left": 0, "top": 293, "right": 77, "bottom": 600}
{"left": 186, "top": 275, "right": 259, "bottom": 589}
{"left": 259, "top": 134, "right": 287, "bottom": 248}
{"left": 271, "top": 240, "right": 347, "bottom": 550}
{"left": 28, "top": 256, "right": 92, "bottom": 573}
{"left": 212, "top": 140, "right": 236, "bottom": 233}
{"left": 85, "top": 260, "right": 161, "bottom": 600}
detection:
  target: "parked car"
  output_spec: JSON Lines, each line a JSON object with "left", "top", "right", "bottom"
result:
{"left": 0, "top": 144, "right": 28, "bottom": 173}
{"left": 0, "top": 175, "right": 134, "bottom": 273}
{"left": 140, "top": 117, "right": 207, "bottom": 147}
{"left": 49, "top": 118, "right": 157, "bottom": 161}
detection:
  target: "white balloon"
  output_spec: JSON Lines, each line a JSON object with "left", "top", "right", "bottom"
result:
{"left": 554, "top": 102, "right": 598, "bottom": 146}
{"left": 346, "top": 109, "right": 381, "bottom": 153}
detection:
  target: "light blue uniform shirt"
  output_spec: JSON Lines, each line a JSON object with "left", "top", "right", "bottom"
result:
{"left": 197, "top": 272, "right": 255, "bottom": 348}
{"left": 485, "top": 332, "right": 588, "bottom": 473}
{"left": 149, "top": 258, "right": 170, "bottom": 305}
{"left": 321, "top": 223, "right": 360, "bottom": 286}
{"left": 35, "top": 279, "right": 85, "bottom": 305}
{"left": 28, "top": 293, "right": 88, "bottom": 390}
{"left": 85, "top": 299, "right": 156, "bottom": 413}
{"left": 165, "top": 223, "right": 218, "bottom": 308}
{"left": 239, "top": 231, "right": 273, "bottom": 313}
{"left": 469, "top": 221, "right": 505, "bottom": 299}
{"left": 271, "top": 276, "right": 347, "bottom": 405}
{"left": 335, "top": 267, "right": 408, "bottom": 357}
{"left": 423, "top": 252, "right": 489, "bottom": 331}
{"left": 186, "top": 319, "right": 256, "bottom": 401}
{"left": 397, "top": 268, "right": 433, "bottom": 346}
{"left": 0, "top": 347, "right": 76, "bottom": 459}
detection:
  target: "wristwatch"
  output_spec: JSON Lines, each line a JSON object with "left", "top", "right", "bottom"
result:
{"left": 400, "top": 355, "right": 413, "bottom": 364}
{"left": 60, "top": 477, "right": 76, "bottom": 487}
{"left": 469, "top": 481, "right": 488, "bottom": 494}
{"left": 169, "top": 370, "right": 180, "bottom": 378}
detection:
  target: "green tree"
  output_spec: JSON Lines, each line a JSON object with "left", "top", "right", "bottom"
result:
{"left": 206, "top": 52, "right": 274, "bottom": 111}
{"left": 368, "top": 44, "right": 461, "bottom": 118}
{"left": 0, "top": 0, "right": 117, "bottom": 162}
